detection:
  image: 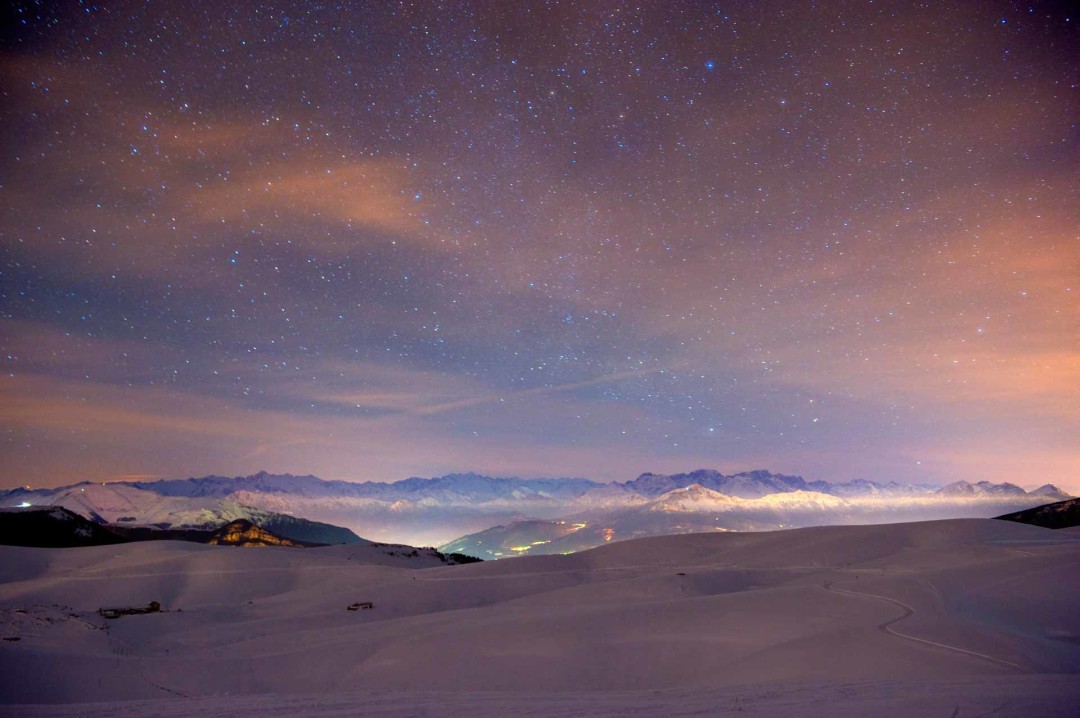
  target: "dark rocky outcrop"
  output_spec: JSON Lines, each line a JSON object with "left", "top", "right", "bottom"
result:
{"left": 0, "top": 507, "right": 129, "bottom": 548}
{"left": 995, "top": 498, "right": 1080, "bottom": 530}
{"left": 208, "top": 519, "right": 312, "bottom": 547}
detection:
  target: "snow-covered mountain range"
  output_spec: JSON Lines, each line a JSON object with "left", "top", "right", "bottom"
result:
{"left": 438, "top": 478, "right": 1072, "bottom": 559}
{"left": 2, "top": 469, "right": 1069, "bottom": 551}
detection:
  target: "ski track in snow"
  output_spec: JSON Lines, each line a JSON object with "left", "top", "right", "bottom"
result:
{"left": 822, "top": 581, "right": 1026, "bottom": 671}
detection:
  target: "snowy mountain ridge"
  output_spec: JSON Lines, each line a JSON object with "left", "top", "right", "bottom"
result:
{"left": 9, "top": 468, "right": 1064, "bottom": 504}
{"left": 2, "top": 470, "right": 1070, "bottom": 549}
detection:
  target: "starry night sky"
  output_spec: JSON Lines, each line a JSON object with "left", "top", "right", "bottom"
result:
{"left": 1, "top": 1, "right": 1077, "bottom": 490}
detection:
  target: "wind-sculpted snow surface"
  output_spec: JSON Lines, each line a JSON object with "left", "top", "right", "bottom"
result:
{"left": 0, "top": 519, "right": 1077, "bottom": 716}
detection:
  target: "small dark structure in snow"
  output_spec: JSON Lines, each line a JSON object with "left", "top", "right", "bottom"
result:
{"left": 99, "top": 601, "right": 161, "bottom": 619}
{"left": 346, "top": 601, "right": 374, "bottom": 611}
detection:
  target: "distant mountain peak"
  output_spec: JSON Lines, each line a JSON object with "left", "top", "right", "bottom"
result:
{"left": 938, "top": 480, "right": 1027, "bottom": 497}
{"left": 619, "top": 469, "right": 808, "bottom": 499}
{"left": 1030, "top": 484, "right": 1072, "bottom": 500}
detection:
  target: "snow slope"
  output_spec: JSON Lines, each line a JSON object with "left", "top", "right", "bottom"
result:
{"left": 0, "top": 519, "right": 1077, "bottom": 716}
